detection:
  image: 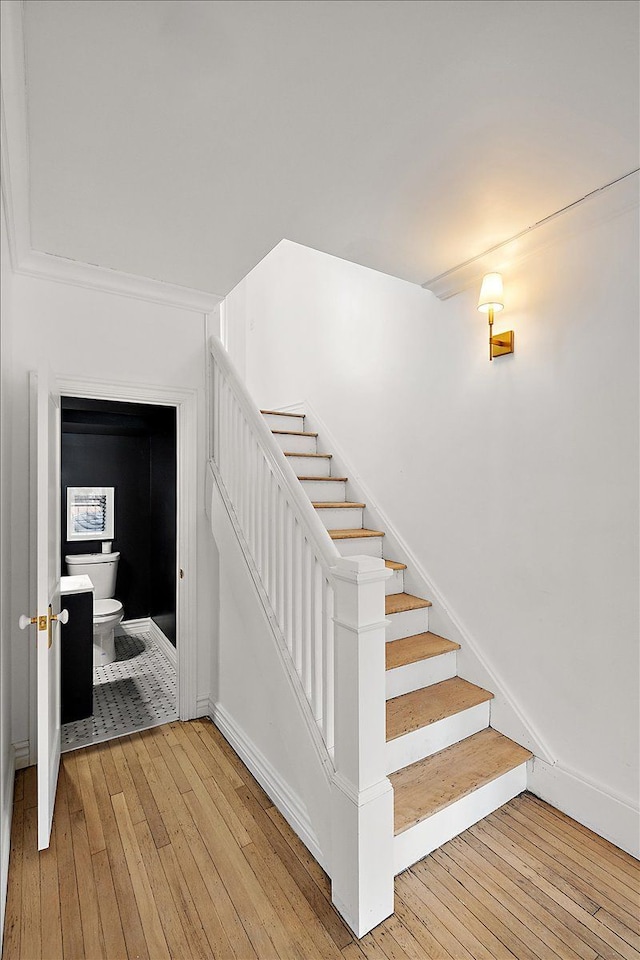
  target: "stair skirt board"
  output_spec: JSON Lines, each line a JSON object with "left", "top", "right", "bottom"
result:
{"left": 393, "top": 763, "right": 529, "bottom": 875}
{"left": 386, "top": 608, "right": 430, "bottom": 642}
{"left": 210, "top": 702, "right": 328, "bottom": 872}
{"left": 386, "top": 701, "right": 491, "bottom": 774}
{"left": 386, "top": 649, "right": 457, "bottom": 700}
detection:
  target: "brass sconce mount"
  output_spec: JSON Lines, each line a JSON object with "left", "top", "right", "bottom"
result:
{"left": 478, "top": 273, "right": 514, "bottom": 361}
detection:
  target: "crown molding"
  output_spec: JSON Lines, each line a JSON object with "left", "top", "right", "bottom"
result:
{"left": 0, "top": 0, "right": 31, "bottom": 269}
{"left": 423, "top": 169, "right": 640, "bottom": 301}
{"left": 1, "top": 0, "right": 222, "bottom": 314}
{"left": 16, "top": 250, "right": 223, "bottom": 313}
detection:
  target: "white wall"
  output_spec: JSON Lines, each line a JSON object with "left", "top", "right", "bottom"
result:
{"left": 7, "top": 273, "right": 217, "bottom": 756}
{"left": 223, "top": 219, "right": 639, "bottom": 851}
{"left": 1, "top": 197, "right": 16, "bottom": 940}
{"left": 209, "top": 473, "right": 332, "bottom": 867}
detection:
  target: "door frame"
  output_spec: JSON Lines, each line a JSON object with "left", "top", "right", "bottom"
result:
{"left": 29, "top": 375, "right": 198, "bottom": 760}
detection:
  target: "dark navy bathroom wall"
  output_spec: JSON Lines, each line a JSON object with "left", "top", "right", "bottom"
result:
{"left": 61, "top": 398, "right": 177, "bottom": 643}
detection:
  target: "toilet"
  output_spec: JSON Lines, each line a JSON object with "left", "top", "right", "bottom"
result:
{"left": 65, "top": 551, "right": 123, "bottom": 666}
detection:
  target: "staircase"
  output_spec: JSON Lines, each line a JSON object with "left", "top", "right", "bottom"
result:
{"left": 262, "top": 407, "right": 532, "bottom": 877}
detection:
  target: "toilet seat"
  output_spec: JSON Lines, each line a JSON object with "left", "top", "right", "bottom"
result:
{"left": 94, "top": 598, "right": 123, "bottom": 620}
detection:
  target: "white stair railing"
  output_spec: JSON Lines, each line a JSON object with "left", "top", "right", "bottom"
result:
{"left": 209, "top": 335, "right": 394, "bottom": 936}
{"left": 210, "top": 335, "right": 341, "bottom": 752}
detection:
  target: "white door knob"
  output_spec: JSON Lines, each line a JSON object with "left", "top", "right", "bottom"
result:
{"left": 51, "top": 609, "right": 69, "bottom": 625}
{"left": 18, "top": 615, "right": 35, "bottom": 630}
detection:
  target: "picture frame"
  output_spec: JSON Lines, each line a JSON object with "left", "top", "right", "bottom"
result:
{"left": 66, "top": 486, "right": 115, "bottom": 542}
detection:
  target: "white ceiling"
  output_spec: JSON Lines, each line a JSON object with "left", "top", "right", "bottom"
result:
{"left": 23, "top": 0, "right": 639, "bottom": 296}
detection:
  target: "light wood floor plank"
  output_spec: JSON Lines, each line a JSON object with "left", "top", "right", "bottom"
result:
{"left": 5, "top": 723, "right": 639, "bottom": 960}
{"left": 91, "top": 847, "right": 127, "bottom": 960}
{"left": 493, "top": 806, "right": 640, "bottom": 931}
{"left": 111, "top": 791, "right": 171, "bottom": 960}
{"left": 501, "top": 803, "right": 639, "bottom": 908}
{"left": 524, "top": 794, "right": 640, "bottom": 872}
{"left": 396, "top": 872, "right": 478, "bottom": 960}
{"left": 83, "top": 740, "right": 150, "bottom": 960}
{"left": 514, "top": 795, "right": 640, "bottom": 887}
{"left": 449, "top": 833, "right": 599, "bottom": 960}
{"left": 70, "top": 809, "right": 106, "bottom": 959}
{"left": 20, "top": 803, "right": 41, "bottom": 960}
{"left": 54, "top": 766, "right": 85, "bottom": 960}
{"left": 2, "top": 797, "right": 24, "bottom": 959}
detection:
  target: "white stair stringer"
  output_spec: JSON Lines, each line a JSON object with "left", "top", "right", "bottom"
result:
{"left": 386, "top": 701, "right": 491, "bottom": 774}
{"left": 393, "top": 761, "right": 529, "bottom": 875}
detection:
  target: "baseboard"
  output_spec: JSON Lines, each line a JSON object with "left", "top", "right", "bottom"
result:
{"left": 210, "top": 701, "right": 328, "bottom": 873}
{"left": 147, "top": 619, "right": 177, "bottom": 667}
{"left": 528, "top": 758, "right": 640, "bottom": 860}
{"left": 115, "top": 617, "right": 150, "bottom": 636}
{"left": 1, "top": 745, "right": 16, "bottom": 951}
{"left": 12, "top": 741, "right": 29, "bottom": 771}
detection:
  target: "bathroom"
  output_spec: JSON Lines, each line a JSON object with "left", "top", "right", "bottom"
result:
{"left": 60, "top": 396, "right": 178, "bottom": 749}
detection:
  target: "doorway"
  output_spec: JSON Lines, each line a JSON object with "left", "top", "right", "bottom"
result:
{"left": 26, "top": 373, "right": 200, "bottom": 767}
{"left": 60, "top": 397, "right": 178, "bottom": 749}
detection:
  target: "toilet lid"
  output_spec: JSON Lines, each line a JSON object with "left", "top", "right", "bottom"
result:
{"left": 94, "top": 599, "right": 122, "bottom": 619}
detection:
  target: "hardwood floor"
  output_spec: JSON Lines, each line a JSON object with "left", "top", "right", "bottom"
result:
{"left": 2, "top": 719, "right": 639, "bottom": 959}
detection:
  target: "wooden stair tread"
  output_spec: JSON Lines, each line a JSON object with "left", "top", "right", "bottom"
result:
{"left": 390, "top": 728, "right": 532, "bottom": 834}
{"left": 328, "top": 528, "right": 385, "bottom": 540}
{"left": 284, "top": 451, "right": 332, "bottom": 459}
{"left": 386, "top": 633, "right": 460, "bottom": 671}
{"left": 261, "top": 409, "right": 303, "bottom": 418}
{"left": 385, "top": 593, "right": 432, "bottom": 615}
{"left": 384, "top": 559, "right": 407, "bottom": 571}
{"left": 272, "top": 429, "right": 318, "bottom": 437}
{"left": 386, "top": 677, "right": 493, "bottom": 741}
{"left": 298, "top": 476, "right": 348, "bottom": 482}
{"left": 312, "top": 501, "right": 365, "bottom": 509}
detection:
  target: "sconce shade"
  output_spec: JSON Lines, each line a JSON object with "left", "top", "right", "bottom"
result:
{"left": 477, "top": 272, "right": 504, "bottom": 313}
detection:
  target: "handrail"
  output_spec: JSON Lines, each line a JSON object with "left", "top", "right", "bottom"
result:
{"left": 209, "top": 335, "right": 340, "bottom": 571}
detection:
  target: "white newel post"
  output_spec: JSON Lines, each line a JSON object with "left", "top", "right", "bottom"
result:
{"left": 330, "top": 555, "right": 394, "bottom": 938}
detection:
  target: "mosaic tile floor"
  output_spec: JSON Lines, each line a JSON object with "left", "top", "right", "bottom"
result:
{"left": 61, "top": 630, "right": 178, "bottom": 752}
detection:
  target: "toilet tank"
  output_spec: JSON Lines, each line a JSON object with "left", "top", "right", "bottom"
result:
{"left": 65, "top": 552, "right": 120, "bottom": 599}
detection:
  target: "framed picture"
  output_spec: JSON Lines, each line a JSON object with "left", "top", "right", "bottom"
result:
{"left": 66, "top": 487, "right": 115, "bottom": 542}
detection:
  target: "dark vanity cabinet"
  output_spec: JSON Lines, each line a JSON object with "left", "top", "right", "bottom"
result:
{"left": 61, "top": 590, "right": 94, "bottom": 724}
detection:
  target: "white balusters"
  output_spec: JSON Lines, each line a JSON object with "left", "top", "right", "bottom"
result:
{"left": 210, "top": 337, "right": 351, "bottom": 761}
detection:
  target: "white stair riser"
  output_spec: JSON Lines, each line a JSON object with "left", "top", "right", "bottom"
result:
{"left": 385, "top": 650, "right": 457, "bottom": 700}
{"left": 300, "top": 479, "right": 347, "bottom": 502}
{"left": 393, "top": 763, "right": 529, "bottom": 875}
{"left": 273, "top": 432, "right": 317, "bottom": 454}
{"left": 334, "top": 536, "right": 383, "bottom": 558}
{"left": 316, "top": 507, "right": 363, "bottom": 530}
{"left": 386, "top": 701, "right": 490, "bottom": 774}
{"left": 386, "top": 607, "right": 429, "bottom": 642}
{"left": 286, "top": 455, "right": 331, "bottom": 476}
{"left": 262, "top": 413, "right": 305, "bottom": 431}
{"left": 385, "top": 570, "right": 404, "bottom": 595}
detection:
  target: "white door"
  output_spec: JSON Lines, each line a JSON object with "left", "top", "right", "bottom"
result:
{"left": 19, "top": 369, "right": 64, "bottom": 849}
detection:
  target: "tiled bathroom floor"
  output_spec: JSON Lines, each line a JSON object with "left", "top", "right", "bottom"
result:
{"left": 61, "top": 630, "right": 178, "bottom": 752}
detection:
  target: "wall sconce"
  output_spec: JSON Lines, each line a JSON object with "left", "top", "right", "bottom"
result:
{"left": 477, "top": 272, "right": 514, "bottom": 361}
